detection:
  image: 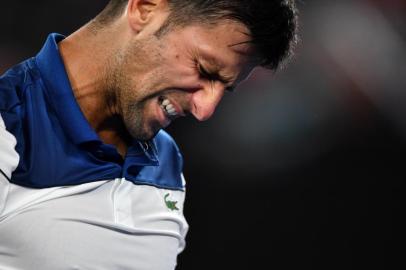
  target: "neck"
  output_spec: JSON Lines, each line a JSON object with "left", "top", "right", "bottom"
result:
{"left": 59, "top": 22, "right": 131, "bottom": 156}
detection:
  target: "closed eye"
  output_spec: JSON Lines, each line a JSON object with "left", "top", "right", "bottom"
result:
{"left": 197, "top": 64, "right": 234, "bottom": 92}
{"left": 197, "top": 64, "right": 215, "bottom": 81}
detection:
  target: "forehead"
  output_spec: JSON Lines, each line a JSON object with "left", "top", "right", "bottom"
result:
{"left": 167, "top": 20, "right": 257, "bottom": 67}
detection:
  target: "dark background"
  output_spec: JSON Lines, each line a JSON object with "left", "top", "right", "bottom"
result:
{"left": 1, "top": 0, "right": 405, "bottom": 269}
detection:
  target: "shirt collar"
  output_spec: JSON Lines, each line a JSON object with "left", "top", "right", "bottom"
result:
{"left": 35, "top": 33, "right": 99, "bottom": 145}
{"left": 35, "top": 33, "right": 159, "bottom": 165}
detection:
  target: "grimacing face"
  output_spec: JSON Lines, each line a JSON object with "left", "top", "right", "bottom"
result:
{"left": 107, "top": 20, "right": 257, "bottom": 141}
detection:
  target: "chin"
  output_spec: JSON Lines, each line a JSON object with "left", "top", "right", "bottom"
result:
{"left": 134, "top": 132, "right": 158, "bottom": 142}
{"left": 123, "top": 105, "right": 162, "bottom": 141}
{"left": 127, "top": 123, "right": 161, "bottom": 142}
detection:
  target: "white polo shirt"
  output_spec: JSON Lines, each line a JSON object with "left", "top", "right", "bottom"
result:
{"left": 0, "top": 177, "right": 188, "bottom": 270}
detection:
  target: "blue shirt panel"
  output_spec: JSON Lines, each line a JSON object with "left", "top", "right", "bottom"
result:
{"left": 0, "top": 33, "right": 184, "bottom": 191}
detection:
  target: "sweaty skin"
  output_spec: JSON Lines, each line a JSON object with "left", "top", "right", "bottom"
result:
{"left": 59, "top": 0, "right": 257, "bottom": 156}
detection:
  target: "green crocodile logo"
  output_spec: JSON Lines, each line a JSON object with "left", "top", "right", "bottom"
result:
{"left": 164, "top": 193, "right": 179, "bottom": 211}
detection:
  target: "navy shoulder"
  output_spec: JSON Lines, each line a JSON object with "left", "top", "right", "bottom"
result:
{"left": 155, "top": 130, "right": 183, "bottom": 169}
{"left": 0, "top": 58, "right": 42, "bottom": 160}
{"left": 0, "top": 59, "right": 38, "bottom": 112}
{"left": 131, "top": 130, "right": 185, "bottom": 191}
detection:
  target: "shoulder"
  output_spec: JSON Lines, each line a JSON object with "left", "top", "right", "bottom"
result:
{"left": 0, "top": 59, "right": 42, "bottom": 179}
{"left": 0, "top": 58, "right": 39, "bottom": 148}
{"left": 0, "top": 59, "right": 38, "bottom": 112}
{"left": 155, "top": 130, "right": 182, "bottom": 157}
{"left": 132, "top": 130, "right": 185, "bottom": 191}
{"left": 154, "top": 130, "right": 183, "bottom": 175}
{"left": 0, "top": 61, "right": 33, "bottom": 178}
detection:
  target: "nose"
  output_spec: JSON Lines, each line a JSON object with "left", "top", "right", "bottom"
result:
{"left": 190, "top": 82, "right": 225, "bottom": 121}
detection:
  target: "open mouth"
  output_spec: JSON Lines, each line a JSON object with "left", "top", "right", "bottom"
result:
{"left": 159, "top": 96, "right": 179, "bottom": 119}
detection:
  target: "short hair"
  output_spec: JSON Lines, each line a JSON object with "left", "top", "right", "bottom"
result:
{"left": 94, "top": 0, "right": 299, "bottom": 70}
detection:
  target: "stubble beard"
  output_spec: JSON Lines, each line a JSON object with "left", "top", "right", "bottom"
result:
{"left": 123, "top": 98, "right": 161, "bottom": 141}
{"left": 106, "top": 60, "right": 161, "bottom": 142}
{"left": 105, "top": 37, "right": 168, "bottom": 142}
{"left": 111, "top": 72, "right": 160, "bottom": 141}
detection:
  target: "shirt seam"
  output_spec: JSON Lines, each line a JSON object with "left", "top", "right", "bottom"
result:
{"left": 0, "top": 169, "right": 11, "bottom": 181}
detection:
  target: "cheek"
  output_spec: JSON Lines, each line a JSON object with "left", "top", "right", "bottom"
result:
{"left": 160, "top": 63, "right": 201, "bottom": 89}
{"left": 162, "top": 49, "right": 197, "bottom": 77}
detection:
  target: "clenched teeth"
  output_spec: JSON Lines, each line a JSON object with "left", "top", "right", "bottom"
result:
{"left": 160, "top": 98, "right": 178, "bottom": 117}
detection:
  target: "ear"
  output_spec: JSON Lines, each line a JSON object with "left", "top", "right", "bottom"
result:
{"left": 127, "top": 0, "right": 168, "bottom": 33}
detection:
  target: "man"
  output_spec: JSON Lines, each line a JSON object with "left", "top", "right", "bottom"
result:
{"left": 0, "top": 0, "right": 297, "bottom": 269}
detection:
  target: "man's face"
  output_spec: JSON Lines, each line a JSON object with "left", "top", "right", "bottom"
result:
{"left": 108, "top": 20, "right": 257, "bottom": 141}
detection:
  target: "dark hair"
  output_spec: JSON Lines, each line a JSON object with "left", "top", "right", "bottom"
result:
{"left": 94, "top": 0, "right": 298, "bottom": 70}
